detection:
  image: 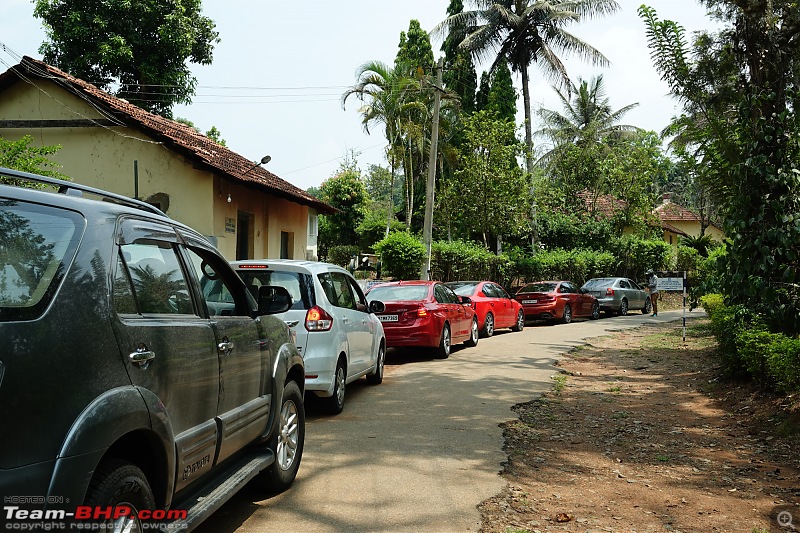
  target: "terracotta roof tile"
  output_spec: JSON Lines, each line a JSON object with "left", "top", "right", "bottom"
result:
{"left": 1, "top": 57, "right": 335, "bottom": 214}
{"left": 577, "top": 191, "right": 628, "bottom": 217}
{"left": 654, "top": 200, "right": 701, "bottom": 222}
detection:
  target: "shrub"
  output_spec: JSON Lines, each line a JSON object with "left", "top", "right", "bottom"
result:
{"left": 327, "top": 245, "right": 360, "bottom": 267}
{"left": 675, "top": 245, "right": 699, "bottom": 272}
{"left": 765, "top": 335, "right": 800, "bottom": 393}
{"left": 429, "top": 240, "right": 513, "bottom": 286}
{"left": 608, "top": 236, "right": 671, "bottom": 280}
{"left": 506, "top": 247, "right": 616, "bottom": 287}
{"left": 374, "top": 231, "right": 426, "bottom": 280}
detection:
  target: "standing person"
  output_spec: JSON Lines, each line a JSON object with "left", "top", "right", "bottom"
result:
{"left": 646, "top": 269, "right": 659, "bottom": 317}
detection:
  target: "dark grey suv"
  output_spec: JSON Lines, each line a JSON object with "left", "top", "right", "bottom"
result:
{"left": 0, "top": 168, "right": 305, "bottom": 531}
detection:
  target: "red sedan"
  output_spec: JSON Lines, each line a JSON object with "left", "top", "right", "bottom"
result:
{"left": 515, "top": 280, "right": 600, "bottom": 324}
{"left": 366, "top": 280, "right": 479, "bottom": 359}
{"left": 445, "top": 281, "right": 525, "bottom": 337}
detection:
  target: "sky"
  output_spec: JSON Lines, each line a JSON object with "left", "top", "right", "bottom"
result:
{"left": 0, "top": 1, "right": 719, "bottom": 191}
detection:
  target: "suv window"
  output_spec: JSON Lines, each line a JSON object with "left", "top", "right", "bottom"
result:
{"left": 319, "top": 271, "right": 357, "bottom": 310}
{"left": 0, "top": 200, "right": 84, "bottom": 321}
{"left": 117, "top": 241, "right": 194, "bottom": 315}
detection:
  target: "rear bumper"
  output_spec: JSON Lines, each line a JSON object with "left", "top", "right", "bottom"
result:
{"left": 521, "top": 302, "right": 559, "bottom": 320}
{"left": 382, "top": 323, "right": 439, "bottom": 348}
{"left": 595, "top": 297, "right": 618, "bottom": 310}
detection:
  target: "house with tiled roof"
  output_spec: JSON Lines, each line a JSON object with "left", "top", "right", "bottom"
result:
{"left": 654, "top": 193, "right": 725, "bottom": 246}
{"left": 0, "top": 56, "right": 334, "bottom": 261}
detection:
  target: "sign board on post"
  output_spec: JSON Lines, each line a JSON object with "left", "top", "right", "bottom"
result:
{"left": 654, "top": 271, "right": 688, "bottom": 342}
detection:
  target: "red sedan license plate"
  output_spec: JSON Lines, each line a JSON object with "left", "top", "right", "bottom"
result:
{"left": 522, "top": 299, "right": 538, "bottom": 304}
{"left": 378, "top": 315, "right": 399, "bottom": 322}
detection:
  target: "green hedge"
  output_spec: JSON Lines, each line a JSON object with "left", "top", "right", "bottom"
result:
{"left": 608, "top": 236, "right": 672, "bottom": 280}
{"left": 509, "top": 248, "right": 617, "bottom": 287}
{"left": 429, "top": 240, "right": 512, "bottom": 286}
{"left": 327, "top": 245, "right": 360, "bottom": 267}
{"left": 700, "top": 293, "right": 800, "bottom": 393}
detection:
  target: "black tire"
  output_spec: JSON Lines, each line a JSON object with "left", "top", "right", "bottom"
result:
{"left": 482, "top": 312, "right": 495, "bottom": 337}
{"left": 366, "top": 343, "right": 385, "bottom": 385}
{"left": 511, "top": 309, "right": 525, "bottom": 332}
{"left": 84, "top": 460, "right": 155, "bottom": 533}
{"left": 642, "top": 298, "right": 652, "bottom": 314}
{"left": 261, "top": 380, "right": 305, "bottom": 493}
{"left": 435, "top": 324, "right": 451, "bottom": 359}
{"left": 590, "top": 301, "right": 600, "bottom": 320}
{"left": 619, "top": 298, "right": 629, "bottom": 316}
{"left": 323, "top": 359, "right": 346, "bottom": 414}
{"left": 465, "top": 317, "right": 479, "bottom": 347}
{"left": 562, "top": 304, "right": 573, "bottom": 324}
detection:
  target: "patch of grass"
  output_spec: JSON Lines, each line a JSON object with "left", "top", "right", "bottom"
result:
{"left": 505, "top": 528, "right": 533, "bottom": 533}
{"left": 607, "top": 385, "right": 622, "bottom": 393}
{"left": 611, "top": 410, "right": 629, "bottom": 420}
{"left": 656, "top": 455, "right": 671, "bottom": 462}
{"left": 551, "top": 374, "right": 567, "bottom": 394}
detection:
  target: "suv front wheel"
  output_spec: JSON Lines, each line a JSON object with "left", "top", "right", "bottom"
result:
{"left": 84, "top": 460, "right": 155, "bottom": 532}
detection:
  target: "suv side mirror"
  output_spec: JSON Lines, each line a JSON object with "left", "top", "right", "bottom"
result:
{"left": 258, "top": 285, "right": 292, "bottom": 314}
{"left": 368, "top": 300, "right": 385, "bottom": 314}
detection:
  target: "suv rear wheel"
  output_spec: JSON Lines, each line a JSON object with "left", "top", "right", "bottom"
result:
{"left": 323, "top": 359, "right": 347, "bottom": 414}
{"left": 366, "top": 343, "right": 385, "bottom": 385}
{"left": 261, "top": 380, "right": 305, "bottom": 492}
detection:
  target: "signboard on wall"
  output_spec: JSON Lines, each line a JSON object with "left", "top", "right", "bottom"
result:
{"left": 225, "top": 217, "right": 236, "bottom": 234}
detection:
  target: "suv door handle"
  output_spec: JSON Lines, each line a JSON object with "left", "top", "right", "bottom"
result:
{"left": 218, "top": 340, "right": 234, "bottom": 354}
{"left": 130, "top": 346, "right": 155, "bottom": 366}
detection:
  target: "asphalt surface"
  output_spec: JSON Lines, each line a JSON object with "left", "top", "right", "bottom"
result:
{"left": 194, "top": 308, "right": 696, "bottom": 533}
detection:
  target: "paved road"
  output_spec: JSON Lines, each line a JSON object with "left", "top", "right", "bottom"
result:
{"left": 194, "top": 309, "right": 696, "bottom": 533}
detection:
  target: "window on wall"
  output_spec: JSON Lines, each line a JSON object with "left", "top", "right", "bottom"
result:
{"left": 308, "top": 214, "right": 318, "bottom": 237}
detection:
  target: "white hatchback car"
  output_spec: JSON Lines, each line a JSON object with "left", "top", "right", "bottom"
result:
{"left": 231, "top": 259, "right": 386, "bottom": 414}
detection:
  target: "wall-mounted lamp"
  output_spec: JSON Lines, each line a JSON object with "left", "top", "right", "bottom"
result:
{"left": 227, "top": 193, "right": 232, "bottom": 203}
{"left": 241, "top": 155, "right": 272, "bottom": 177}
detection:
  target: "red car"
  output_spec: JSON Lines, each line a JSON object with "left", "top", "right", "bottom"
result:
{"left": 366, "top": 280, "right": 479, "bottom": 359}
{"left": 515, "top": 280, "right": 600, "bottom": 324}
{"left": 445, "top": 281, "right": 525, "bottom": 337}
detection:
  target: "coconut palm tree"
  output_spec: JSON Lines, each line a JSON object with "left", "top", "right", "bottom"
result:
{"left": 436, "top": 0, "right": 620, "bottom": 174}
{"left": 535, "top": 74, "right": 640, "bottom": 165}
{"left": 342, "top": 61, "right": 418, "bottom": 234}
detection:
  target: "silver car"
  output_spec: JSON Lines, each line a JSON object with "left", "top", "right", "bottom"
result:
{"left": 231, "top": 259, "right": 386, "bottom": 415}
{"left": 581, "top": 277, "right": 652, "bottom": 316}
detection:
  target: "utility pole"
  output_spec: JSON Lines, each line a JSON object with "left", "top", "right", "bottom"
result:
{"left": 421, "top": 57, "right": 443, "bottom": 280}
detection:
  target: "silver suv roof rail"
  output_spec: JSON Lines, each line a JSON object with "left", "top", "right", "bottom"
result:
{"left": 0, "top": 166, "right": 168, "bottom": 217}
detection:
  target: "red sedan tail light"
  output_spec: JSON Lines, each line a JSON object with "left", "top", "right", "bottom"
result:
{"left": 416, "top": 305, "right": 428, "bottom": 318}
{"left": 606, "top": 287, "right": 615, "bottom": 296}
{"left": 305, "top": 305, "right": 333, "bottom": 331}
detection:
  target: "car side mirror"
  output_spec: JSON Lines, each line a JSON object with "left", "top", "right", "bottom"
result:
{"left": 459, "top": 296, "right": 472, "bottom": 305}
{"left": 368, "top": 300, "right": 385, "bottom": 314}
{"left": 257, "top": 285, "right": 292, "bottom": 315}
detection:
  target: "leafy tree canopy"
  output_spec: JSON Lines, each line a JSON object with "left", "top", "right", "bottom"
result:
{"left": 34, "top": 0, "right": 220, "bottom": 118}
{"left": 0, "top": 135, "right": 68, "bottom": 185}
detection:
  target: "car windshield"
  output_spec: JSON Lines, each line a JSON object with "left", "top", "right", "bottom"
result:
{"left": 519, "top": 282, "right": 557, "bottom": 293}
{"left": 368, "top": 284, "right": 429, "bottom": 302}
{"left": 446, "top": 282, "right": 477, "bottom": 297}
{"left": 237, "top": 269, "right": 313, "bottom": 310}
{"left": 583, "top": 278, "right": 615, "bottom": 289}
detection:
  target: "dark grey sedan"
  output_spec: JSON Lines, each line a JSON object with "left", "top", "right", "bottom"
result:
{"left": 581, "top": 277, "right": 652, "bottom": 316}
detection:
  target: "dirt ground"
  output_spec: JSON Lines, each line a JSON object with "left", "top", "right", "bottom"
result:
{"left": 479, "top": 317, "right": 800, "bottom": 533}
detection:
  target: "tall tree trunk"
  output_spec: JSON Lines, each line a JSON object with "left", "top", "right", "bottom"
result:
{"left": 386, "top": 147, "right": 395, "bottom": 238}
{"left": 521, "top": 66, "right": 538, "bottom": 250}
